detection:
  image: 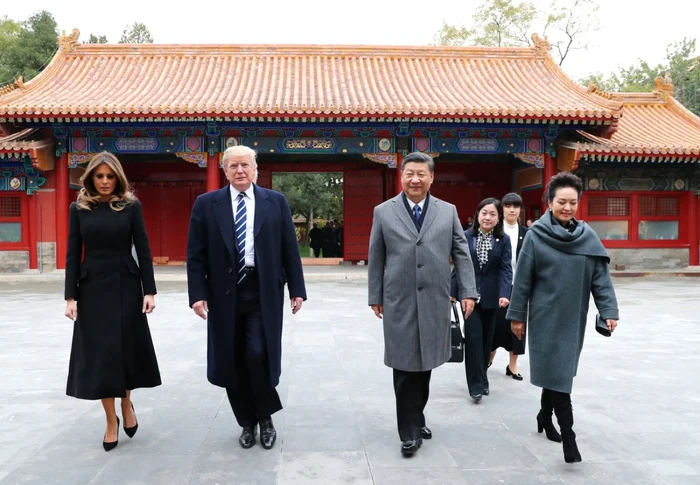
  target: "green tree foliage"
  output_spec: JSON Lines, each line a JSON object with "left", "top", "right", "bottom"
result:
{"left": 432, "top": 0, "right": 600, "bottom": 65}
{"left": 272, "top": 173, "right": 343, "bottom": 235}
{"left": 119, "top": 23, "right": 154, "bottom": 44}
{"left": 0, "top": 10, "right": 58, "bottom": 83}
{"left": 579, "top": 38, "right": 700, "bottom": 115}
{"left": 0, "top": 16, "right": 21, "bottom": 83}
{"left": 86, "top": 34, "right": 108, "bottom": 44}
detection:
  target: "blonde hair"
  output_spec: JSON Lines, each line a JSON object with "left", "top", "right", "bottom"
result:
{"left": 76, "top": 151, "right": 136, "bottom": 211}
{"left": 221, "top": 145, "right": 257, "bottom": 169}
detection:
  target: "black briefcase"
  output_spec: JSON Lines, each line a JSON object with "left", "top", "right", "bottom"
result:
{"left": 448, "top": 301, "right": 464, "bottom": 363}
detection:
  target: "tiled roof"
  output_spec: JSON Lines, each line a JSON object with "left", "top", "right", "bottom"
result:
{"left": 0, "top": 31, "right": 621, "bottom": 121}
{"left": 567, "top": 79, "right": 700, "bottom": 159}
{"left": 0, "top": 128, "right": 50, "bottom": 152}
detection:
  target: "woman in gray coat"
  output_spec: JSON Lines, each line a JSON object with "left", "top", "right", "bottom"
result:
{"left": 507, "top": 172, "right": 619, "bottom": 464}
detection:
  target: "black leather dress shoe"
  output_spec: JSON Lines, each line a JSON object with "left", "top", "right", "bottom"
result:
{"left": 483, "top": 389, "right": 490, "bottom": 396}
{"left": 239, "top": 426, "right": 257, "bottom": 449}
{"left": 259, "top": 418, "right": 277, "bottom": 450}
{"left": 401, "top": 438, "right": 422, "bottom": 456}
{"left": 420, "top": 426, "right": 432, "bottom": 439}
{"left": 471, "top": 393, "right": 482, "bottom": 402}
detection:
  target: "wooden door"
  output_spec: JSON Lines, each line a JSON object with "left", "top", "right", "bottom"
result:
{"left": 343, "top": 166, "right": 384, "bottom": 261}
{"left": 160, "top": 186, "right": 191, "bottom": 261}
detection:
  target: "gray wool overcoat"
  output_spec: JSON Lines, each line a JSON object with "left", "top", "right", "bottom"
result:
{"left": 506, "top": 210, "right": 619, "bottom": 394}
{"left": 368, "top": 193, "right": 478, "bottom": 372}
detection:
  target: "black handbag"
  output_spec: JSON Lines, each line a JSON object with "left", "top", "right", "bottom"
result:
{"left": 448, "top": 301, "right": 465, "bottom": 363}
{"left": 595, "top": 314, "right": 611, "bottom": 337}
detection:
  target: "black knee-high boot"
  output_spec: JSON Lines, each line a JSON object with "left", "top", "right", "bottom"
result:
{"left": 537, "top": 389, "right": 562, "bottom": 442}
{"left": 550, "top": 390, "right": 582, "bottom": 463}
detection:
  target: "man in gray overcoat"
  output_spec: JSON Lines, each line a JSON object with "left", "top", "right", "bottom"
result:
{"left": 368, "top": 151, "right": 478, "bottom": 456}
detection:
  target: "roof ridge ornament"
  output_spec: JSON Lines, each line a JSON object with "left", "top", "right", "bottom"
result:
{"left": 586, "top": 80, "right": 613, "bottom": 100}
{"left": 58, "top": 29, "right": 80, "bottom": 52}
{"left": 531, "top": 33, "right": 551, "bottom": 57}
{"left": 654, "top": 74, "right": 675, "bottom": 99}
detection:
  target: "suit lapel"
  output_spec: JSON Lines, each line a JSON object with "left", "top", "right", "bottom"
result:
{"left": 390, "top": 195, "right": 419, "bottom": 238}
{"left": 466, "top": 232, "right": 479, "bottom": 270}
{"left": 253, "top": 184, "right": 269, "bottom": 237}
{"left": 416, "top": 196, "right": 438, "bottom": 243}
{"left": 213, "top": 186, "right": 236, "bottom": 261}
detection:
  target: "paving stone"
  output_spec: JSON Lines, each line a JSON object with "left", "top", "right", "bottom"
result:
{"left": 0, "top": 278, "right": 698, "bottom": 485}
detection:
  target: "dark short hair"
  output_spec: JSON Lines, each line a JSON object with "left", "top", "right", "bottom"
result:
{"left": 501, "top": 192, "right": 523, "bottom": 207}
{"left": 401, "top": 152, "right": 435, "bottom": 173}
{"left": 471, "top": 197, "right": 504, "bottom": 238}
{"left": 545, "top": 172, "right": 583, "bottom": 203}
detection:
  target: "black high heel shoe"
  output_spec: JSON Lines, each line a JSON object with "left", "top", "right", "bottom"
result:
{"left": 506, "top": 365, "right": 524, "bottom": 381}
{"left": 124, "top": 403, "right": 138, "bottom": 438}
{"left": 103, "top": 417, "right": 119, "bottom": 452}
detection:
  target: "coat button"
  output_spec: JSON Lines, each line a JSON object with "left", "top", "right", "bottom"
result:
{"left": 225, "top": 289, "right": 230, "bottom": 295}
{"left": 417, "top": 264, "right": 424, "bottom": 268}
{"left": 228, "top": 267, "right": 233, "bottom": 273}
{"left": 416, "top": 241, "right": 423, "bottom": 246}
{"left": 418, "top": 287, "right": 424, "bottom": 291}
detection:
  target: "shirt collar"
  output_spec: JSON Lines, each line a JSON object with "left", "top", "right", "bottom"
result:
{"left": 230, "top": 184, "right": 255, "bottom": 200}
{"left": 403, "top": 193, "right": 427, "bottom": 210}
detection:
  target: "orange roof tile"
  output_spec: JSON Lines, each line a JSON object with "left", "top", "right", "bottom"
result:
{"left": 0, "top": 31, "right": 620, "bottom": 121}
{"left": 568, "top": 80, "right": 700, "bottom": 159}
{"left": 0, "top": 128, "right": 51, "bottom": 152}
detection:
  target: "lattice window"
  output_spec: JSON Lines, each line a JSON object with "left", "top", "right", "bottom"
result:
{"left": 587, "top": 197, "right": 629, "bottom": 217}
{"left": 639, "top": 196, "right": 680, "bottom": 217}
{"left": 0, "top": 197, "right": 21, "bottom": 218}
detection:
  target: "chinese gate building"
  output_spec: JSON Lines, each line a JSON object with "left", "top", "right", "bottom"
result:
{"left": 0, "top": 30, "right": 699, "bottom": 272}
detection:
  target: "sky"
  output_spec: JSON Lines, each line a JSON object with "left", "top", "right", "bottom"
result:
{"left": 2, "top": 0, "right": 699, "bottom": 81}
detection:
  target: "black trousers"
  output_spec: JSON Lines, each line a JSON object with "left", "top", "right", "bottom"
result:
{"left": 464, "top": 304, "right": 498, "bottom": 395}
{"left": 393, "top": 369, "right": 431, "bottom": 441}
{"left": 226, "top": 274, "right": 282, "bottom": 428}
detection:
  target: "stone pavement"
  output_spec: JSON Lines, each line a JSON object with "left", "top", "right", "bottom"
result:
{"left": 0, "top": 278, "right": 699, "bottom": 485}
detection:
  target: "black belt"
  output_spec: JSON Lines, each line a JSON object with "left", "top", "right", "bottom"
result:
{"left": 244, "top": 267, "right": 257, "bottom": 277}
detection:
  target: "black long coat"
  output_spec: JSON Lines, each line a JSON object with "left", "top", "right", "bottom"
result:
{"left": 64, "top": 200, "right": 161, "bottom": 400}
{"left": 186, "top": 185, "right": 307, "bottom": 388}
{"left": 450, "top": 231, "right": 513, "bottom": 310}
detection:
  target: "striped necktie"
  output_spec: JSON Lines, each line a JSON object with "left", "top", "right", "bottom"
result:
{"left": 235, "top": 193, "right": 247, "bottom": 284}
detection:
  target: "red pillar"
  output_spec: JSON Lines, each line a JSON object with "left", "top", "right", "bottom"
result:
{"left": 541, "top": 153, "right": 558, "bottom": 213}
{"left": 206, "top": 152, "right": 220, "bottom": 192}
{"left": 689, "top": 191, "right": 699, "bottom": 266}
{"left": 55, "top": 152, "right": 69, "bottom": 269}
{"left": 27, "top": 194, "right": 37, "bottom": 270}
{"left": 395, "top": 152, "right": 404, "bottom": 196}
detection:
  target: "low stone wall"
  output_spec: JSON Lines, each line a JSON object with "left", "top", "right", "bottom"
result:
{"left": 39, "top": 242, "right": 56, "bottom": 271}
{"left": 607, "top": 248, "right": 689, "bottom": 270}
{"left": 0, "top": 251, "right": 29, "bottom": 273}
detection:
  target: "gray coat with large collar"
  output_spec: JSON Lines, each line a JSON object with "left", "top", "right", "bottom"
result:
{"left": 368, "top": 193, "right": 478, "bottom": 372}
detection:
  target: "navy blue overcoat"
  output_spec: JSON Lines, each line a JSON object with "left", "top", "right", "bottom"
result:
{"left": 187, "top": 185, "right": 306, "bottom": 388}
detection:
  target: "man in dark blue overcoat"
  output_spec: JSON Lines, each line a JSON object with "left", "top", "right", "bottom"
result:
{"left": 187, "top": 145, "right": 306, "bottom": 450}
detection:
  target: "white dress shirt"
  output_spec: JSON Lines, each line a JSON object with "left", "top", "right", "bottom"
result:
{"left": 406, "top": 197, "right": 426, "bottom": 216}
{"left": 230, "top": 184, "right": 256, "bottom": 268}
{"left": 504, "top": 221, "right": 519, "bottom": 282}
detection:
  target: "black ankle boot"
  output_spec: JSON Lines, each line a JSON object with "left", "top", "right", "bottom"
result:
{"left": 562, "top": 430, "right": 582, "bottom": 463}
{"left": 536, "top": 410, "right": 562, "bottom": 442}
{"left": 537, "top": 389, "right": 562, "bottom": 442}
{"left": 550, "top": 390, "right": 582, "bottom": 463}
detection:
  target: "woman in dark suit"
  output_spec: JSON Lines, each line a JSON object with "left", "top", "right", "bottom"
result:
{"left": 507, "top": 172, "right": 619, "bottom": 463}
{"left": 451, "top": 198, "right": 512, "bottom": 402}
{"left": 64, "top": 151, "right": 161, "bottom": 452}
{"left": 490, "top": 193, "right": 528, "bottom": 380}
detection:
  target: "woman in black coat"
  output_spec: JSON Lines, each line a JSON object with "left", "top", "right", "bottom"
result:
{"left": 451, "top": 198, "right": 512, "bottom": 402}
{"left": 64, "top": 151, "right": 161, "bottom": 452}
{"left": 490, "top": 192, "right": 528, "bottom": 380}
